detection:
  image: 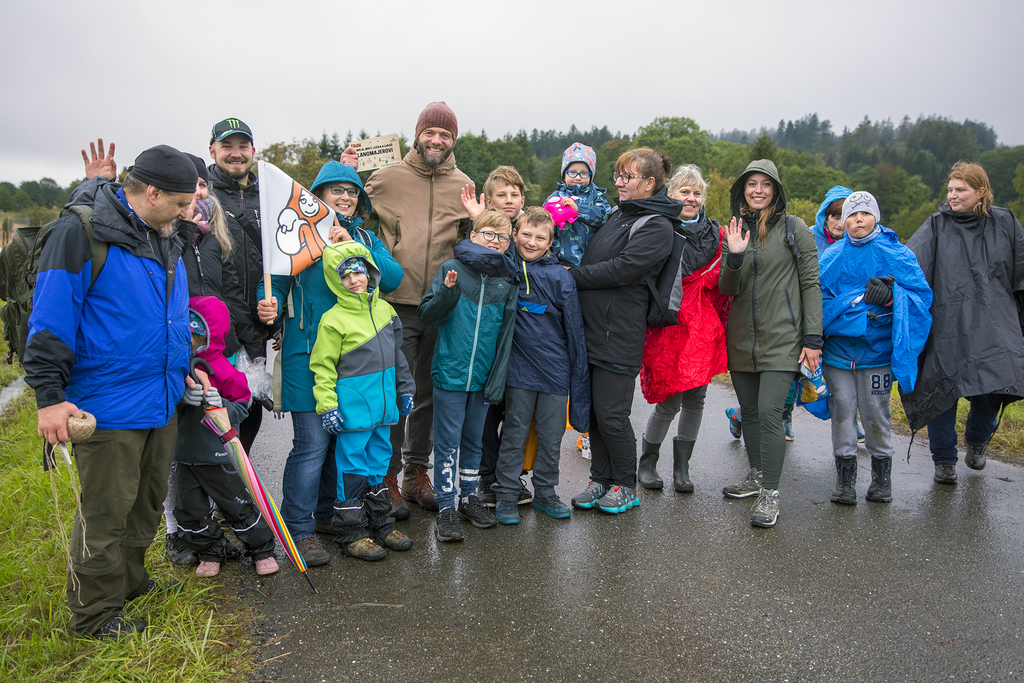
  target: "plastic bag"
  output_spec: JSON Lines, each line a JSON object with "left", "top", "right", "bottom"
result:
{"left": 234, "top": 347, "right": 274, "bottom": 411}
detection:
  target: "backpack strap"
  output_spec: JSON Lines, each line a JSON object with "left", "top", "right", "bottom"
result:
{"left": 784, "top": 214, "right": 802, "bottom": 261}
{"left": 627, "top": 214, "right": 657, "bottom": 239}
{"left": 65, "top": 205, "right": 107, "bottom": 288}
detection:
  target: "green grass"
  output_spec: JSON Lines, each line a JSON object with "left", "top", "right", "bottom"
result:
{"left": 0, "top": 391, "right": 257, "bottom": 682}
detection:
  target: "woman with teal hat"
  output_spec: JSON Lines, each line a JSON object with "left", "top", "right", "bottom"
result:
{"left": 257, "top": 160, "right": 404, "bottom": 565}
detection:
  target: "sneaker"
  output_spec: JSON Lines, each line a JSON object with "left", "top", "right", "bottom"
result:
{"left": 725, "top": 407, "right": 742, "bottom": 439}
{"left": 751, "top": 488, "right": 780, "bottom": 528}
{"left": 379, "top": 530, "right": 414, "bottom": 551}
{"left": 435, "top": 507, "right": 464, "bottom": 542}
{"left": 723, "top": 467, "right": 762, "bottom": 499}
{"left": 297, "top": 536, "right": 331, "bottom": 567}
{"left": 165, "top": 533, "right": 196, "bottom": 565}
{"left": 255, "top": 557, "right": 280, "bottom": 575}
{"left": 405, "top": 466, "right": 439, "bottom": 511}
{"left": 596, "top": 485, "right": 639, "bottom": 514}
{"left": 934, "top": 463, "right": 958, "bottom": 485}
{"left": 533, "top": 495, "right": 571, "bottom": 519}
{"left": 516, "top": 477, "right": 534, "bottom": 506}
{"left": 342, "top": 538, "right": 389, "bottom": 561}
{"left": 92, "top": 615, "right": 146, "bottom": 641}
{"left": 458, "top": 495, "right": 497, "bottom": 528}
{"left": 581, "top": 435, "right": 591, "bottom": 460}
{"left": 195, "top": 560, "right": 220, "bottom": 578}
{"left": 384, "top": 473, "right": 410, "bottom": 521}
{"left": 965, "top": 443, "right": 987, "bottom": 470}
{"left": 476, "top": 485, "right": 497, "bottom": 508}
{"left": 495, "top": 500, "right": 520, "bottom": 525}
{"left": 571, "top": 481, "right": 606, "bottom": 509}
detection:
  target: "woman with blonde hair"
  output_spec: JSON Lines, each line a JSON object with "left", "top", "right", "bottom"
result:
{"left": 902, "top": 161, "right": 1024, "bottom": 484}
{"left": 719, "top": 159, "right": 822, "bottom": 528}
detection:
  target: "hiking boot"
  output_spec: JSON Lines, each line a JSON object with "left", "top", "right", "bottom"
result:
{"left": 782, "top": 401, "right": 795, "bottom": 441}
{"left": 92, "top": 615, "right": 146, "bottom": 641}
{"left": 195, "top": 561, "right": 220, "bottom": 578}
{"left": 404, "top": 466, "right": 438, "bottom": 511}
{"left": 596, "top": 485, "right": 639, "bottom": 514}
{"left": 934, "top": 463, "right": 958, "bottom": 485}
{"left": 496, "top": 500, "right": 521, "bottom": 525}
{"left": 384, "top": 473, "right": 410, "bottom": 521}
{"left": 165, "top": 533, "right": 195, "bottom": 566}
{"left": 435, "top": 508, "right": 464, "bottom": 542}
{"left": 751, "top": 488, "right": 780, "bottom": 528}
{"left": 830, "top": 457, "right": 857, "bottom": 506}
{"left": 458, "top": 495, "right": 497, "bottom": 528}
{"left": 965, "top": 442, "right": 988, "bottom": 470}
{"left": 672, "top": 438, "right": 695, "bottom": 493}
{"left": 571, "top": 481, "right": 606, "bottom": 509}
{"left": 723, "top": 468, "right": 762, "bottom": 499}
{"left": 866, "top": 456, "right": 893, "bottom": 503}
{"left": 297, "top": 536, "right": 331, "bottom": 567}
{"left": 725, "top": 407, "right": 742, "bottom": 439}
{"left": 255, "top": 557, "right": 280, "bottom": 575}
{"left": 127, "top": 578, "right": 182, "bottom": 601}
{"left": 533, "top": 495, "right": 571, "bottom": 519}
{"left": 378, "top": 530, "right": 414, "bottom": 551}
{"left": 341, "top": 538, "right": 388, "bottom": 561}
{"left": 516, "top": 477, "right": 534, "bottom": 505}
{"left": 637, "top": 436, "right": 663, "bottom": 490}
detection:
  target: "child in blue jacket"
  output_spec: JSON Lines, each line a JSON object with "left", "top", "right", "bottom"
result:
{"left": 417, "top": 209, "right": 519, "bottom": 543}
{"left": 819, "top": 191, "right": 932, "bottom": 505}
{"left": 493, "top": 207, "right": 591, "bottom": 524}
{"left": 545, "top": 142, "right": 611, "bottom": 266}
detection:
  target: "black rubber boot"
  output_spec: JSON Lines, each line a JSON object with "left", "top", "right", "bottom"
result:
{"left": 671, "top": 438, "right": 695, "bottom": 493}
{"left": 637, "top": 436, "right": 664, "bottom": 490}
{"left": 332, "top": 498, "right": 388, "bottom": 560}
{"left": 866, "top": 456, "right": 893, "bottom": 502}
{"left": 830, "top": 457, "right": 857, "bottom": 505}
{"left": 366, "top": 483, "right": 413, "bottom": 551}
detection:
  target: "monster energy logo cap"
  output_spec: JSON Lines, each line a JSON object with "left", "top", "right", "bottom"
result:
{"left": 210, "top": 118, "right": 254, "bottom": 143}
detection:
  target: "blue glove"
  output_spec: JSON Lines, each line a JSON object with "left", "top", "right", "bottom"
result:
{"left": 400, "top": 395, "right": 414, "bottom": 417}
{"left": 320, "top": 409, "right": 344, "bottom": 434}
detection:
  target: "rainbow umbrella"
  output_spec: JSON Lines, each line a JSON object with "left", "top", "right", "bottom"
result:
{"left": 202, "top": 405, "right": 318, "bottom": 593}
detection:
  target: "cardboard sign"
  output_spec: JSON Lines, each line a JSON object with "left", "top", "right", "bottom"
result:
{"left": 354, "top": 134, "right": 402, "bottom": 172}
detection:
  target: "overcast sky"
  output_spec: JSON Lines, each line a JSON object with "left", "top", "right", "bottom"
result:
{"left": 3, "top": 0, "right": 1022, "bottom": 186}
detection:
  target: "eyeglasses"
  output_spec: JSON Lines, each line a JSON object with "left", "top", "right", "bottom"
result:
{"left": 565, "top": 169, "right": 591, "bottom": 179}
{"left": 612, "top": 172, "right": 647, "bottom": 184}
{"left": 472, "top": 230, "right": 511, "bottom": 243}
{"left": 328, "top": 185, "right": 360, "bottom": 198}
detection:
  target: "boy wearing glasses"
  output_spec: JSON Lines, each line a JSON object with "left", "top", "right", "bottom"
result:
{"left": 417, "top": 209, "right": 519, "bottom": 542}
{"left": 545, "top": 142, "right": 612, "bottom": 266}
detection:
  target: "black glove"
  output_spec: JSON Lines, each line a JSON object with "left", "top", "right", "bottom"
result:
{"left": 863, "top": 276, "right": 895, "bottom": 306}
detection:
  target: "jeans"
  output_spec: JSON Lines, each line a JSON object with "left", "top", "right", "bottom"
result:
{"left": 280, "top": 411, "right": 337, "bottom": 540}
{"left": 927, "top": 394, "right": 1002, "bottom": 465}
{"left": 432, "top": 387, "right": 488, "bottom": 511}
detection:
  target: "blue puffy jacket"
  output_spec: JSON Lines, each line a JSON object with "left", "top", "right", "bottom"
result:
{"left": 258, "top": 223, "right": 403, "bottom": 413}
{"left": 24, "top": 179, "right": 190, "bottom": 428}
{"left": 545, "top": 181, "right": 611, "bottom": 266}
{"left": 812, "top": 186, "right": 853, "bottom": 256}
{"left": 819, "top": 226, "right": 932, "bottom": 391}
{"left": 505, "top": 250, "right": 591, "bottom": 432}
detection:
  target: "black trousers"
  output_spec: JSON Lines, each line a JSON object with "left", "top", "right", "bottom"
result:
{"left": 587, "top": 365, "right": 640, "bottom": 489}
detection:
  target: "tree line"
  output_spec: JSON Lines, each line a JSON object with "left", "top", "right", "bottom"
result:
{"left": 5, "top": 114, "right": 1024, "bottom": 241}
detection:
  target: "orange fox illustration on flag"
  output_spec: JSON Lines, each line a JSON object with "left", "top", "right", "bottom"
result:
{"left": 258, "top": 160, "right": 336, "bottom": 278}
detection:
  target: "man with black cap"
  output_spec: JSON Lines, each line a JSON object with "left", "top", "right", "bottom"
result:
{"left": 207, "top": 117, "right": 266, "bottom": 452}
{"left": 24, "top": 144, "right": 198, "bottom": 640}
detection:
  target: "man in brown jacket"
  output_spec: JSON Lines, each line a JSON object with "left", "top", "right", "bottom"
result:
{"left": 346, "top": 102, "right": 472, "bottom": 519}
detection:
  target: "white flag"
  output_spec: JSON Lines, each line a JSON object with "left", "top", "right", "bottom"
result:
{"left": 258, "top": 160, "right": 335, "bottom": 277}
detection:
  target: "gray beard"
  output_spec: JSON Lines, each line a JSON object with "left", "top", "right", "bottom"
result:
{"left": 414, "top": 140, "right": 452, "bottom": 168}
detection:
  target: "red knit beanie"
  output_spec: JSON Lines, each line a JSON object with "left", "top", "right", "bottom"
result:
{"left": 415, "top": 102, "right": 458, "bottom": 141}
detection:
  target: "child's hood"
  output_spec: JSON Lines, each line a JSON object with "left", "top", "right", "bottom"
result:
{"left": 453, "top": 239, "right": 518, "bottom": 282}
{"left": 189, "top": 296, "right": 229, "bottom": 357}
{"left": 322, "top": 240, "right": 381, "bottom": 302}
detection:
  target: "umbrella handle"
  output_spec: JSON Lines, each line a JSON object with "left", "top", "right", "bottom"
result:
{"left": 189, "top": 357, "right": 214, "bottom": 385}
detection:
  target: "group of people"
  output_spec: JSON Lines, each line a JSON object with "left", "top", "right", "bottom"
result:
{"left": 20, "top": 100, "right": 1024, "bottom": 641}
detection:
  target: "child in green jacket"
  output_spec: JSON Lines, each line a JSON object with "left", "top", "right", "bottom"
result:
{"left": 311, "top": 241, "right": 415, "bottom": 561}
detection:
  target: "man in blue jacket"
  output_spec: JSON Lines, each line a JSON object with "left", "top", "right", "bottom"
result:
{"left": 25, "top": 145, "right": 197, "bottom": 640}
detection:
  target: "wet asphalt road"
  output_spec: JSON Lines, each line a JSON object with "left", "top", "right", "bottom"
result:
{"left": 232, "top": 381, "right": 1024, "bottom": 682}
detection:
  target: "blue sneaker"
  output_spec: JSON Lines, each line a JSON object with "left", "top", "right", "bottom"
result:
{"left": 532, "top": 495, "right": 571, "bottom": 519}
{"left": 571, "top": 481, "right": 606, "bottom": 509}
{"left": 726, "top": 407, "right": 742, "bottom": 439}
{"left": 496, "top": 500, "right": 520, "bottom": 525}
{"left": 596, "top": 486, "right": 639, "bottom": 514}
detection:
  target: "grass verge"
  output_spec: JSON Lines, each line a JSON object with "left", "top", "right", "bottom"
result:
{"left": 0, "top": 390, "right": 257, "bottom": 682}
